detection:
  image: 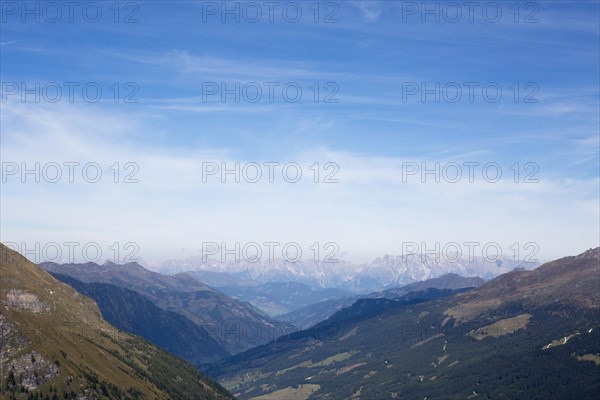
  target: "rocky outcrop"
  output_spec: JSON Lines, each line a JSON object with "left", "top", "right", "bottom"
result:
{"left": 0, "top": 314, "right": 59, "bottom": 391}
{"left": 5, "top": 289, "right": 52, "bottom": 313}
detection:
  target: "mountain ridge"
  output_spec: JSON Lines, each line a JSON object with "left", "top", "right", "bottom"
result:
{"left": 157, "top": 253, "right": 537, "bottom": 293}
{"left": 41, "top": 260, "right": 294, "bottom": 354}
{"left": 279, "top": 273, "right": 486, "bottom": 329}
{"left": 0, "top": 242, "right": 234, "bottom": 400}
{"left": 50, "top": 272, "right": 230, "bottom": 365}
{"left": 207, "top": 247, "right": 600, "bottom": 399}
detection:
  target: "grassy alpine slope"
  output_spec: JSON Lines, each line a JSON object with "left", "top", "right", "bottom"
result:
{"left": 0, "top": 243, "right": 234, "bottom": 400}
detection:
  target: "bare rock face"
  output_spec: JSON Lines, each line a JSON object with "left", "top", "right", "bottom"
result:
{"left": 0, "top": 314, "right": 60, "bottom": 391}
{"left": 0, "top": 313, "right": 29, "bottom": 364}
{"left": 8, "top": 350, "right": 60, "bottom": 390}
{"left": 5, "top": 289, "right": 51, "bottom": 313}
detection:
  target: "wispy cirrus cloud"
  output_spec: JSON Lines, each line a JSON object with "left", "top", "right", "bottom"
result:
{"left": 2, "top": 101, "right": 598, "bottom": 264}
{"left": 1, "top": 1, "right": 597, "bottom": 266}
{"left": 350, "top": 1, "right": 383, "bottom": 22}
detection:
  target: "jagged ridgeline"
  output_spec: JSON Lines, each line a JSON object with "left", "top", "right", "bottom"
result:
{"left": 0, "top": 243, "right": 234, "bottom": 400}
{"left": 208, "top": 248, "right": 600, "bottom": 399}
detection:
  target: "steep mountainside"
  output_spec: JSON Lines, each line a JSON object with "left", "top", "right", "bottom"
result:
{"left": 41, "top": 261, "right": 293, "bottom": 354}
{"left": 0, "top": 243, "right": 233, "bottom": 400}
{"left": 182, "top": 270, "right": 257, "bottom": 288}
{"left": 376, "top": 273, "right": 485, "bottom": 298}
{"left": 208, "top": 248, "right": 600, "bottom": 399}
{"left": 51, "top": 273, "right": 229, "bottom": 365}
{"left": 279, "top": 273, "right": 485, "bottom": 329}
{"left": 202, "top": 280, "right": 352, "bottom": 316}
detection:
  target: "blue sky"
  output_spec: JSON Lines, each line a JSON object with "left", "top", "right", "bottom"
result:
{"left": 1, "top": 1, "right": 599, "bottom": 265}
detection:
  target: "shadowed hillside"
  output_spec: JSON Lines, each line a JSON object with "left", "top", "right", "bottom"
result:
{"left": 208, "top": 248, "right": 600, "bottom": 399}
{"left": 0, "top": 243, "right": 234, "bottom": 400}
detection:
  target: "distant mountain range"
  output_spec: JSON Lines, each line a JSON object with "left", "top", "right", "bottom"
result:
{"left": 190, "top": 278, "right": 353, "bottom": 316}
{"left": 40, "top": 260, "right": 294, "bottom": 355}
{"left": 279, "top": 273, "right": 485, "bottom": 329}
{"left": 157, "top": 254, "right": 537, "bottom": 293}
{"left": 43, "top": 263, "right": 490, "bottom": 369}
{"left": 4, "top": 241, "right": 597, "bottom": 400}
{"left": 208, "top": 248, "right": 600, "bottom": 399}
{"left": 0, "top": 243, "right": 233, "bottom": 400}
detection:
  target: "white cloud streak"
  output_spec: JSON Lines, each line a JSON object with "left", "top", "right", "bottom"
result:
{"left": 1, "top": 101, "right": 598, "bottom": 264}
